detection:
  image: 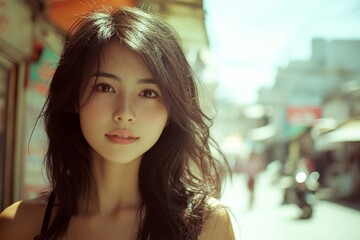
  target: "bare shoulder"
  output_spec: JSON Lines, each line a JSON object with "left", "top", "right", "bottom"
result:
{"left": 0, "top": 193, "right": 49, "bottom": 240}
{"left": 199, "top": 198, "right": 235, "bottom": 240}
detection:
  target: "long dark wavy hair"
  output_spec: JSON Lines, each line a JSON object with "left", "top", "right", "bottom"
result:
{"left": 40, "top": 6, "right": 229, "bottom": 240}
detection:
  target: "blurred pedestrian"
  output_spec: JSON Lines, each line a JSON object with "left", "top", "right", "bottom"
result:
{"left": 245, "top": 151, "right": 262, "bottom": 209}
{"left": 0, "top": 7, "right": 235, "bottom": 240}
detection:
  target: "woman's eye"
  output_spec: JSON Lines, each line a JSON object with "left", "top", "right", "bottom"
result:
{"left": 96, "top": 83, "right": 114, "bottom": 93}
{"left": 140, "top": 89, "right": 159, "bottom": 98}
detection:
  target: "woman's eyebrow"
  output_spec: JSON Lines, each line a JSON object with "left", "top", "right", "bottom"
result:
{"left": 138, "top": 79, "right": 158, "bottom": 85}
{"left": 91, "top": 72, "right": 158, "bottom": 85}
{"left": 91, "top": 72, "right": 120, "bottom": 81}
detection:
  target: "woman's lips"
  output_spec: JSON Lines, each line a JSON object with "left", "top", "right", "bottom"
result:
{"left": 105, "top": 129, "right": 139, "bottom": 145}
{"left": 106, "top": 135, "right": 138, "bottom": 144}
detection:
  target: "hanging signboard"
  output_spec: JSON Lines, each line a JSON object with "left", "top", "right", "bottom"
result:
{"left": 287, "top": 106, "right": 321, "bottom": 126}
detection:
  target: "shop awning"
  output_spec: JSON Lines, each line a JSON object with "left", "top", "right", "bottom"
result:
{"left": 45, "top": 0, "right": 135, "bottom": 32}
{"left": 315, "top": 118, "right": 360, "bottom": 151}
{"left": 45, "top": 0, "right": 208, "bottom": 50}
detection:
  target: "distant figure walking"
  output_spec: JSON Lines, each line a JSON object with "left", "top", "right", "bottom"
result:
{"left": 245, "top": 151, "right": 262, "bottom": 208}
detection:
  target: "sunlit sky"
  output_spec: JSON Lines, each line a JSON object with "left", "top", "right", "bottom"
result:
{"left": 204, "top": 0, "right": 360, "bottom": 105}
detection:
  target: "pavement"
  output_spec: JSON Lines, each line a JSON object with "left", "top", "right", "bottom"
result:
{"left": 221, "top": 171, "right": 360, "bottom": 240}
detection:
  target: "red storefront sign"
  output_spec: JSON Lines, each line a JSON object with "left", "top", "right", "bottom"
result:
{"left": 287, "top": 106, "right": 321, "bottom": 126}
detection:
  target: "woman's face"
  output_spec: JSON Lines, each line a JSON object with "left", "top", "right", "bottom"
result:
{"left": 79, "top": 41, "right": 168, "bottom": 164}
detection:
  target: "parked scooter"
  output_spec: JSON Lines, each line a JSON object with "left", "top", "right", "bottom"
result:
{"left": 280, "top": 158, "right": 320, "bottom": 219}
{"left": 293, "top": 167, "right": 320, "bottom": 219}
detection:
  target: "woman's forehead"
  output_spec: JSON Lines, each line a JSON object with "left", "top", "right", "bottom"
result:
{"left": 99, "top": 41, "right": 146, "bottom": 67}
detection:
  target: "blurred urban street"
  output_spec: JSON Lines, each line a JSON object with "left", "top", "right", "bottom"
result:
{"left": 221, "top": 170, "right": 360, "bottom": 240}
{"left": 1, "top": 2, "right": 360, "bottom": 239}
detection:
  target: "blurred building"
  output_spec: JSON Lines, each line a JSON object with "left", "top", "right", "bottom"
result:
{"left": 254, "top": 38, "right": 360, "bottom": 200}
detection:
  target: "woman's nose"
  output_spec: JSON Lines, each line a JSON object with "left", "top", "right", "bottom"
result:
{"left": 113, "top": 96, "right": 136, "bottom": 123}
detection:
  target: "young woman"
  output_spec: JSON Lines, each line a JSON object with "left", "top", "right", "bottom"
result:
{"left": 0, "top": 7, "right": 235, "bottom": 240}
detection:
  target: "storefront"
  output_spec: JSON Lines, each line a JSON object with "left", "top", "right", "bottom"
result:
{"left": 313, "top": 118, "right": 360, "bottom": 199}
{"left": 0, "top": 0, "right": 33, "bottom": 209}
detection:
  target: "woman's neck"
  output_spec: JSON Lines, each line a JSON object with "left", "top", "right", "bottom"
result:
{"left": 82, "top": 155, "right": 142, "bottom": 217}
